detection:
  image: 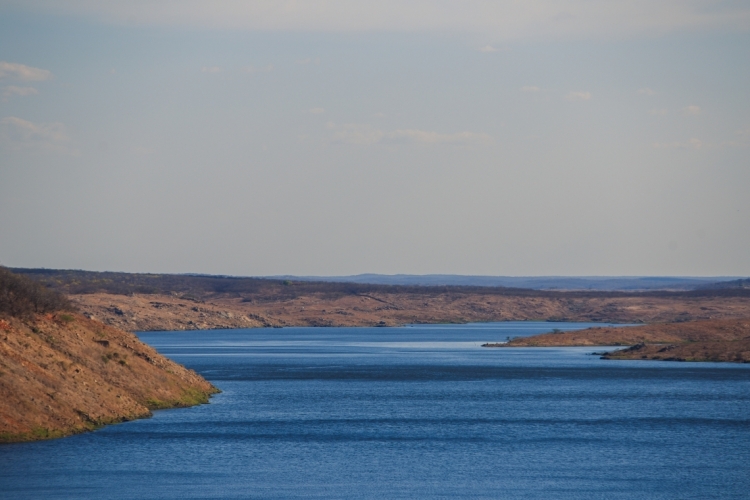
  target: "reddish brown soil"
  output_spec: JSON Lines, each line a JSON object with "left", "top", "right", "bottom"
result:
{"left": 71, "top": 292, "right": 750, "bottom": 332}
{"left": 485, "top": 318, "right": 750, "bottom": 363}
{"left": 0, "top": 313, "right": 218, "bottom": 443}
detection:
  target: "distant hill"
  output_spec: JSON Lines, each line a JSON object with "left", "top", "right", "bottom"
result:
{"left": 698, "top": 278, "right": 750, "bottom": 290}
{"left": 8, "top": 267, "right": 750, "bottom": 333}
{"left": 13, "top": 268, "right": 746, "bottom": 297}
{"left": 269, "top": 274, "right": 743, "bottom": 291}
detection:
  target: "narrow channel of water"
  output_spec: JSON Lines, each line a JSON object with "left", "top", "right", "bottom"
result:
{"left": 1, "top": 322, "right": 748, "bottom": 499}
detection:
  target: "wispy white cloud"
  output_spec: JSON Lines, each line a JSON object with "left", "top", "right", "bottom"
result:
{"left": 478, "top": 45, "right": 499, "bottom": 53}
{"left": 638, "top": 88, "right": 656, "bottom": 96}
{"left": 0, "top": 61, "right": 51, "bottom": 81}
{"left": 6, "top": 1, "right": 749, "bottom": 39}
{"left": 308, "top": 108, "right": 325, "bottom": 114}
{"left": 521, "top": 86, "right": 541, "bottom": 92}
{"left": 683, "top": 105, "right": 701, "bottom": 116}
{"left": 0, "top": 116, "right": 72, "bottom": 153}
{"left": 565, "top": 91, "right": 591, "bottom": 101}
{"left": 329, "top": 123, "right": 491, "bottom": 146}
{"left": 200, "top": 66, "right": 222, "bottom": 73}
{"left": 330, "top": 124, "right": 384, "bottom": 145}
{"left": 243, "top": 64, "right": 274, "bottom": 74}
{"left": 727, "top": 128, "right": 750, "bottom": 147}
{"left": 384, "top": 129, "right": 492, "bottom": 145}
{"left": 649, "top": 108, "right": 668, "bottom": 116}
{"left": 655, "top": 131, "right": 750, "bottom": 150}
{"left": 2, "top": 86, "right": 39, "bottom": 99}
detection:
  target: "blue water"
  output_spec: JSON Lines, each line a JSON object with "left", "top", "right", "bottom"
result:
{"left": 1, "top": 322, "right": 749, "bottom": 499}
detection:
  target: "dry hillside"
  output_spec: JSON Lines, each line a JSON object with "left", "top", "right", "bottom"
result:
{"left": 0, "top": 313, "right": 218, "bottom": 442}
{"left": 0, "top": 268, "right": 218, "bottom": 443}
{"left": 69, "top": 291, "right": 750, "bottom": 332}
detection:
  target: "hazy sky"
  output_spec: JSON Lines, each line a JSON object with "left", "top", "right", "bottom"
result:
{"left": 1, "top": 1, "right": 748, "bottom": 276}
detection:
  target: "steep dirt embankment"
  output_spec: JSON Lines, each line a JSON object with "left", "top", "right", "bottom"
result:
{"left": 71, "top": 292, "right": 750, "bottom": 332}
{"left": 485, "top": 318, "right": 750, "bottom": 363}
{"left": 0, "top": 313, "right": 219, "bottom": 443}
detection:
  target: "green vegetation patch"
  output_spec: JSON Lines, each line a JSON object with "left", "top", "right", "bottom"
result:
{"left": 0, "top": 427, "right": 70, "bottom": 443}
{"left": 145, "top": 388, "right": 213, "bottom": 410}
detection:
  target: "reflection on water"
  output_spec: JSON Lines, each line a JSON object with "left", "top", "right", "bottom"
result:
{"left": 1, "top": 322, "right": 749, "bottom": 499}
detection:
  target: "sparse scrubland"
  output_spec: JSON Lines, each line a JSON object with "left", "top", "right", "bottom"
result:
{"left": 13, "top": 268, "right": 750, "bottom": 331}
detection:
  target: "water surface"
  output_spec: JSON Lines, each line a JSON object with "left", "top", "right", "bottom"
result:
{"left": 1, "top": 322, "right": 749, "bottom": 499}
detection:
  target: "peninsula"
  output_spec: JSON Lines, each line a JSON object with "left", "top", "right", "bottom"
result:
{"left": 0, "top": 268, "right": 218, "bottom": 443}
{"left": 483, "top": 318, "right": 750, "bottom": 363}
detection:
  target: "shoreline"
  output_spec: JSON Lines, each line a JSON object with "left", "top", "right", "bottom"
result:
{"left": 482, "top": 318, "right": 750, "bottom": 363}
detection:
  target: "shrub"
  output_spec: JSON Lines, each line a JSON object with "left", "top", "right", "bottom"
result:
{"left": 0, "top": 267, "right": 72, "bottom": 319}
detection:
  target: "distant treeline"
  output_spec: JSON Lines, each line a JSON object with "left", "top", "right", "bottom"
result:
{"left": 11, "top": 268, "right": 750, "bottom": 301}
{"left": 699, "top": 278, "right": 750, "bottom": 290}
{"left": 0, "top": 267, "right": 72, "bottom": 318}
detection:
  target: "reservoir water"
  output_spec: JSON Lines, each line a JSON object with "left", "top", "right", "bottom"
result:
{"left": 1, "top": 322, "right": 749, "bottom": 499}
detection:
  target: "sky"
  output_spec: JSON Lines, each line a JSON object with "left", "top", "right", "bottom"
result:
{"left": 0, "top": 1, "right": 749, "bottom": 277}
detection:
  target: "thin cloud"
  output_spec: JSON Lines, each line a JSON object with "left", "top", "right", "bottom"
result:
{"left": 731, "top": 128, "right": 750, "bottom": 146}
{"left": 656, "top": 132, "right": 749, "bottom": 150}
{"left": 200, "top": 66, "right": 222, "bottom": 73}
{"left": 2, "top": 86, "right": 39, "bottom": 99}
{"left": 10, "top": 1, "right": 750, "bottom": 39}
{"left": 0, "top": 61, "right": 51, "bottom": 81}
{"left": 521, "top": 86, "right": 541, "bottom": 92}
{"left": 0, "top": 116, "right": 72, "bottom": 153}
{"left": 244, "top": 64, "right": 274, "bottom": 74}
{"left": 308, "top": 108, "right": 325, "bottom": 114}
{"left": 330, "top": 124, "right": 384, "bottom": 145}
{"left": 638, "top": 88, "right": 656, "bottom": 96}
{"left": 566, "top": 91, "right": 592, "bottom": 101}
{"left": 330, "top": 123, "right": 491, "bottom": 146}
{"left": 720, "top": 128, "right": 750, "bottom": 148}
{"left": 384, "top": 129, "right": 492, "bottom": 145}
{"left": 478, "top": 45, "right": 499, "bottom": 53}
{"left": 683, "top": 105, "right": 701, "bottom": 115}
{"left": 649, "top": 108, "right": 668, "bottom": 116}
